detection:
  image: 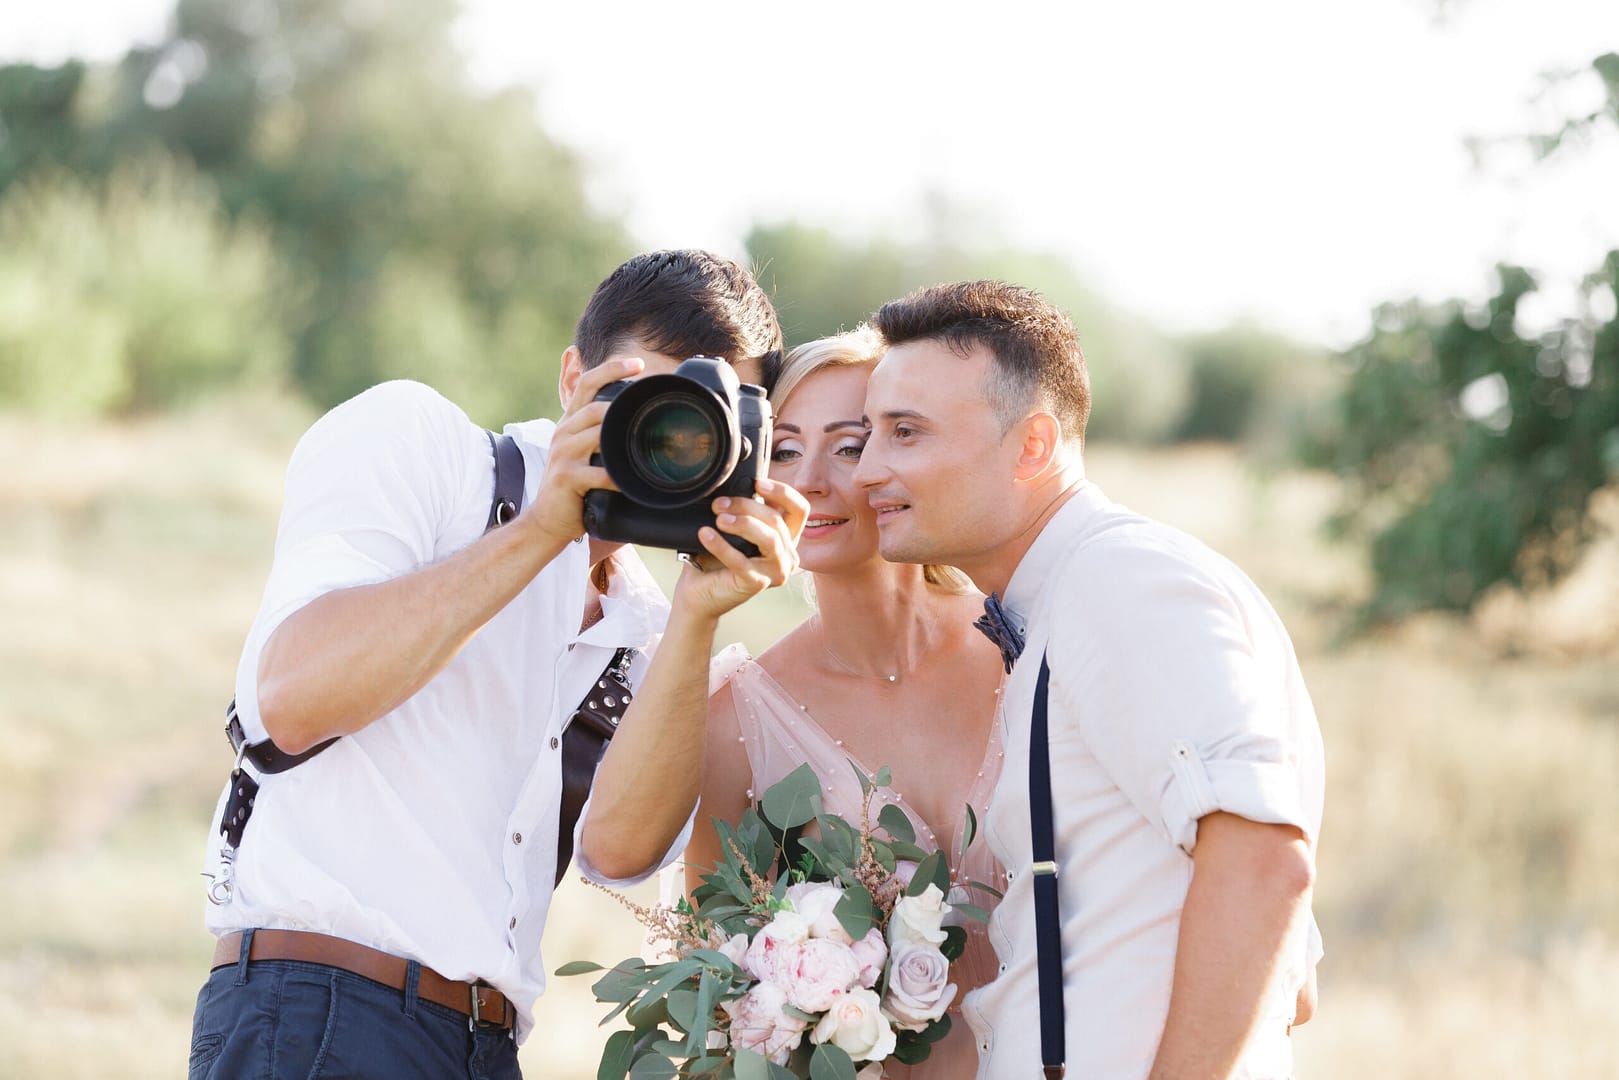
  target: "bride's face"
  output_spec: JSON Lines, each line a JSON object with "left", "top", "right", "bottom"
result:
{"left": 769, "top": 363, "right": 880, "bottom": 574}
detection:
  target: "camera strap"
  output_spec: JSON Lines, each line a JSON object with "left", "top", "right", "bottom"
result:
{"left": 209, "top": 429, "right": 627, "bottom": 903}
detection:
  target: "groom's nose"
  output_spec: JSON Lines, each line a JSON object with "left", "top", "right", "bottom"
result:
{"left": 852, "top": 440, "right": 886, "bottom": 493}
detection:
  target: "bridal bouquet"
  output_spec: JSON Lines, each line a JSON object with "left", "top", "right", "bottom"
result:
{"left": 559, "top": 763, "right": 992, "bottom": 1080}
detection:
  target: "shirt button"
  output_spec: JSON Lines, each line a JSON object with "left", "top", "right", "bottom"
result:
{"left": 509, "top": 916, "right": 517, "bottom": 929}
{"left": 512, "top": 832, "right": 523, "bottom": 845}
{"left": 550, "top": 736, "right": 560, "bottom": 750}
{"left": 999, "top": 963, "right": 1007, "bottom": 974}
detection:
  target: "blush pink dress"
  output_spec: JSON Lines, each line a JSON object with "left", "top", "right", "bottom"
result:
{"left": 709, "top": 643, "right": 1007, "bottom": 1079}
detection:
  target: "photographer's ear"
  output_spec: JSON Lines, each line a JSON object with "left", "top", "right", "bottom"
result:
{"left": 558, "top": 346, "right": 586, "bottom": 411}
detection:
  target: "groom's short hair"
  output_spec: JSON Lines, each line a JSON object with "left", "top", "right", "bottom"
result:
{"left": 574, "top": 249, "right": 784, "bottom": 381}
{"left": 873, "top": 281, "right": 1089, "bottom": 446}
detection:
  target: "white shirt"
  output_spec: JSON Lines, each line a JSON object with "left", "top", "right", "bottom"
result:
{"left": 201, "top": 380, "right": 689, "bottom": 1043}
{"left": 963, "top": 483, "right": 1325, "bottom": 1080}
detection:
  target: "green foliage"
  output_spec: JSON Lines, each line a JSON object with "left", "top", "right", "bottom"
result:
{"left": 1171, "top": 321, "right": 1334, "bottom": 449}
{"left": 745, "top": 220, "right": 1191, "bottom": 443}
{"left": 0, "top": 0, "right": 628, "bottom": 422}
{"left": 1301, "top": 259, "right": 1619, "bottom": 622}
{"left": 0, "top": 157, "right": 291, "bottom": 416}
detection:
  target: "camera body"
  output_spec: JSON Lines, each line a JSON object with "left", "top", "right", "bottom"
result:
{"left": 583, "top": 356, "right": 773, "bottom": 556}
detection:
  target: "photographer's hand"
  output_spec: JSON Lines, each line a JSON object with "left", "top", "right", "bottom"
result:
{"left": 525, "top": 355, "right": 643, "bottom": 548}
{"left": 678, "top": 476, "right": 808, "bottom": 619}
{"left": 577, "top": 476, "right": 806, "bottom": 881}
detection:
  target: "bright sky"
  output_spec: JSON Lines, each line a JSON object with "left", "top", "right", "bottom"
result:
{"left": 7, "top": 0, "right": 1618, "bottom": 346}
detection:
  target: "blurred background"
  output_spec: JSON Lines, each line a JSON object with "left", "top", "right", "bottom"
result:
{"left": 2, "top": 0, "right": 1617, "bottom": 1076}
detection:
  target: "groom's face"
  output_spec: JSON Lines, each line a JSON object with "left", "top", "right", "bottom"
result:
{"left": 856, "top": 339, "right": 1024, "bottom": 568}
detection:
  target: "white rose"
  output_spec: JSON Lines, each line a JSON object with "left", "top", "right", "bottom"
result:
{"left": 785, "top": 881, "right": 855, "bottom": 945}
{"left": 811, "top": 986, "right": 897, "bottom": 1063}
{"left": 887, "top": 883, "right": 951, "bottom": 949}
{"left": 856, "top": 1065, "right": 886, "bottom": 1080}
{"left": 881, "top": 941, "right": 957, "bottom": 1031}
{"left": 743, "top": 910, "right": 810, "bottom": 983}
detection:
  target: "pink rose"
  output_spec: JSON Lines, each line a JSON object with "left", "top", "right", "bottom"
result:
{"left": 848, "top": 927, "right": 888, "bottom": 989}
{"left": 776, "top": 937, "right": 862, "bottom": 1013}
{"left": 721, "top": 982, "right": 808, "bottom": 1065}
{"left": 811, "top": 986, "right": 897, "bottom": 1062}
{"left": 743, "top": 910, "right": 809, "bottom": 983}
{"left": 785, "top": 881, "right": 854, "bottom": 944}
{"left": 881, "top": 941, "right": 956, "bottom": 1031}
{"left": 717, "top": 932, "right": 750, "bottom": 969}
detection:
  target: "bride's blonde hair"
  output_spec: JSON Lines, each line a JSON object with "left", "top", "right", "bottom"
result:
{"left": 772, "top": 326, "right": 974, "bottom": 596}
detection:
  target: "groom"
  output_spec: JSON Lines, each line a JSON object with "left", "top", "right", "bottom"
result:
{"left": 854, "top": 281, "right": 1324, "bottom": 1080}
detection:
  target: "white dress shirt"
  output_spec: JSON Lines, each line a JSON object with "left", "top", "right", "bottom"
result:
{"left": 201, "top": 380, "right": 689, "bottom": 1043}
{"left": 963, "top": 482, "right": 1325, "bottom": 1080}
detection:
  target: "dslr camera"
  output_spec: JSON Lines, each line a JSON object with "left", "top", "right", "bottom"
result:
{"left": 583, "top": 356, "right": 773, "bottom": 556}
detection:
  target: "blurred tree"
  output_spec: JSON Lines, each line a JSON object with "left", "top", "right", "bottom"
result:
{"left": 1171, "top": 322, "right": 1332, "bottom": 449}
{"left": 0, "top": 158, "right": 291, "bottom": 416}
{"left": 746, "top": 218, "right": 1191, "bottom": 443}
{"left": 1303, "top": 260, "right": 1619, "bottom": 621}
{"left": 1303, "top": 52, "right": 1619, "bottom": 623}
{"left": 0, "top": 0, "right": 629, "bottom": 422}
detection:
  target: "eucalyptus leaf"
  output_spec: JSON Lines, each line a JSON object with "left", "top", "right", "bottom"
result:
{"left": 874, "top": 765, "right": 892, "bottom": 787}
{"left": 877, "top": 803, "right": 916, "bottom": 844}
{"left": 626, "top": 993, "right": 670, "bottom": 1029}
{"left": 809, "top": 1042, "right": 858, "bottom": 1080}
{"left": 833, "top": 883, "right": 876, "bottom": 941}
{"left": 733, "top": 1047, "right": 772, "bottom": 1080}
{"left": 906, "top": 850, "right": 950, "bottom": 897}
{"left": 952, "top": 901, "right": 992, "bottom": 924}
{"left": 556, "top": 960, "right": 605, "bottom": 977}
{"left": 665, "top": 988, "right": 698, "bottom": 1034}
{"left": 761, "top": 763, "right": 823, "bottom": 831}
{"left": 627, "top": 1052, "right": 678, "bottom": 1080}
{"left": 683, "top": 968, "right": 718, "bottom": 1056}
{"left": 941, "top": 924, "right": 968, "bottom": 962}
{"left": 598, "top": 1029, "right": 637, "bottom": 1080}
{"left": 849, "top": 758, "right": 872, "bottom": 796}
{"left": 962, "top": 803, "right": 978, "bottom": 853}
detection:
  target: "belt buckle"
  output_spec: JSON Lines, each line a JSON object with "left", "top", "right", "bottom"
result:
{"left": 469, "top": 983, "right": 503, "bottom": 1033}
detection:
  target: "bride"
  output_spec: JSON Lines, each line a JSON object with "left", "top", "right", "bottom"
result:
{"left": 686, "top": 327, "right": 1008, "bottom": 1079}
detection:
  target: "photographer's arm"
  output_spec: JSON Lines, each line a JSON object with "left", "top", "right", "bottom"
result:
{"left": 580, "top": 479, "right": 807, "bottom": 881}
{"left": 257, "top": 357, "right": 643, "bottom": 754}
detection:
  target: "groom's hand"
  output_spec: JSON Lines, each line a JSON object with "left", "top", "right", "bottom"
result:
{"left": 675, "top": 477, "right": 807, "bottom": 620}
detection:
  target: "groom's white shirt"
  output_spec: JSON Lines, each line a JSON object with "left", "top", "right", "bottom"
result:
{"left": 962, "top": 482, "right": 1325, "bottom": 1080}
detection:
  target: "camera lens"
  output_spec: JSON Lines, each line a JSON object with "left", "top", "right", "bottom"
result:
{"left": 629, "top": 396, "right": 723, "bottom": 490}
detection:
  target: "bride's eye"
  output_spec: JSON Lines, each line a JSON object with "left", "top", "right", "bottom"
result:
{"left": 835, "top": 440, "right": 866, "bottom": 460}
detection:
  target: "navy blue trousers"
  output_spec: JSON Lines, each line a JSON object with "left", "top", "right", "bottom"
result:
{"left": 188, "top": 932, "right": 523, "bottom": 1080}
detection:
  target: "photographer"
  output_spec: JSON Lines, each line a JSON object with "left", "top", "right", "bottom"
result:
{"left": 188, "top": 250, "right": 806, "bottom": 1080}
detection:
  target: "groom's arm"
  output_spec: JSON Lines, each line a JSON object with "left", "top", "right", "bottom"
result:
{"left": 1147, "top": 812, "right": 1315, "bottom": 1080}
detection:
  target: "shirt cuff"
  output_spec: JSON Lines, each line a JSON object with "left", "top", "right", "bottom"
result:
{"left": 571, "top": 798, "right": 698, "bottom": 889}
{"left": 1161, "top": 739, "right": 1314, "bottom": 854}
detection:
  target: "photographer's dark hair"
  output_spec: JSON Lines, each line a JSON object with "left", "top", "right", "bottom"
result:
{"left": 575, "top": 250, "right": 784, "bottom": 383}
{"left": 873, "top": 281, "right": 1089, "bottom": 446}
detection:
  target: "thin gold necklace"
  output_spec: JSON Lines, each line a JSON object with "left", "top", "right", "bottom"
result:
{"left": 814, "top": 613, "right": 915, "bottom": 683}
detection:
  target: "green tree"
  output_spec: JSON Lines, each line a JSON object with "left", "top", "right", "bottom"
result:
{"left": 0, "top": 0, "right": 629, "bottom": 422}
{"left": 1303, "top": 259, "right": 1619, "bottom": 621}
{"left": 1304, "top": 52, "right": 1619, "bottom": 623}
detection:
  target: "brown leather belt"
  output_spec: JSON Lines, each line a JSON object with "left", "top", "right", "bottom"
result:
{"left": 212, "top": 929, "right": 514, "bottom": 1031}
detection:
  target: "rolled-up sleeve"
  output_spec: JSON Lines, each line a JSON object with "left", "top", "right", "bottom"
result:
{"left": 231, "top": 381, "right": 481, "bottom": 741}
{"left": 1047, "top": 532, "right": 1320, "bottom": 855}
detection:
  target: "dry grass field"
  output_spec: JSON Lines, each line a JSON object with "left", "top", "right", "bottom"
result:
{"left": 3, "top": 395, "right": 1616, "bottom": 1078}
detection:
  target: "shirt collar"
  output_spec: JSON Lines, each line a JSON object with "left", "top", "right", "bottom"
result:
{"left": 576, "top": 545, "right": 669, "bottom": 650}
{"left": 1000, "top": 482, "right": 1112, "bottom": 633}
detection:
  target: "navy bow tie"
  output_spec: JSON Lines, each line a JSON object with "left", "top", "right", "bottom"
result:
{"left": 973, "top": 591, "right": 1025, "bottom": 673}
